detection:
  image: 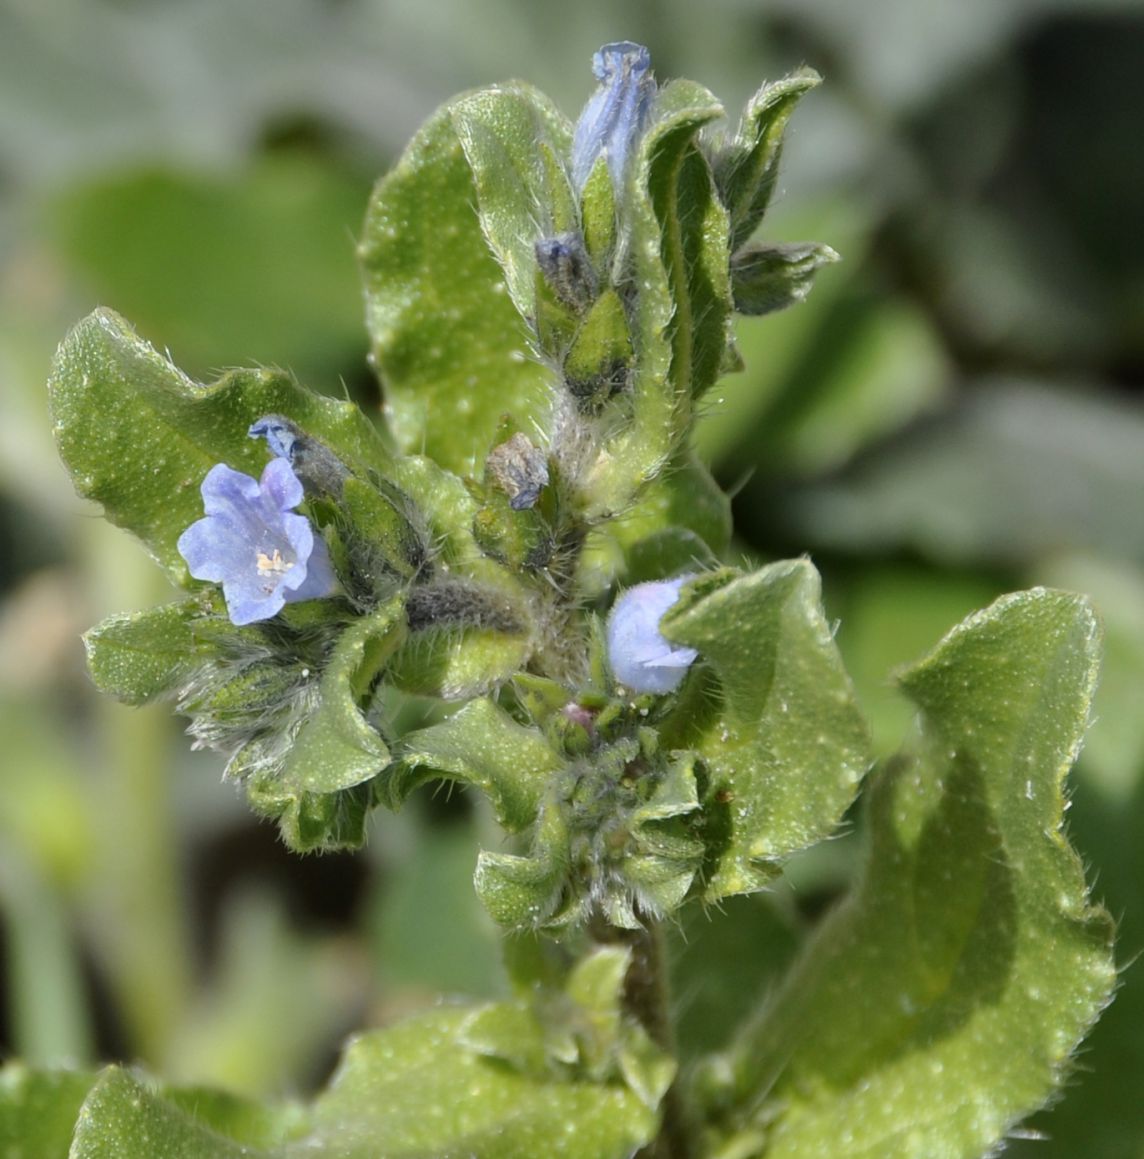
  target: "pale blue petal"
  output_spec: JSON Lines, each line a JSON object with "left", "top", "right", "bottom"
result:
{"left": 200, "top": 463, "right": 261, "bottom": 515}
{"left": 260, "top": 456, "right": 304, "bottom": 511}
{"left": 177, "top": 517, "right": 236, "bottom": 582}
{"left": 177, "top": 456, "right": 338, "bottom": 625}
{"left": 286, "top": 535, "right": 338, "bottom": 602}
{"left": 225, "top": 583, "right": 288, "bottom": 627}
{"left": 607, "top": 576, "right": 698, "bottom": 694}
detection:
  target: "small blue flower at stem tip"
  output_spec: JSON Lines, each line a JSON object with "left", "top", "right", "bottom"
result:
{"left": 571, "top": 41, "right": 655, "bottom": 194}
{"left": 607, "top": 576, "right": 699, "bottom": 695}
{"left": 177, "top": 459, "right": 338, "bottom": 626}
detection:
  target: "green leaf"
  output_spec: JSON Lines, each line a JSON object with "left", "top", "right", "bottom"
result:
{"left": 617, "top": 753, "right": 706, "bottom": 922}
{"left": 301, "top": 1006, "right": 658, "bottom": 1158}
{"left": 715, "top": 69, "right": 822, "bottom": 251}
{"left": 391, "top": 453, "right": 493, "bottom": 567}
{"left": 49, "top": 308, "right": 392, "bottom": 583}
{"left": 1007, "top": 688, "right": 1144, "bottom": 1157}
{"left": 279, "top": 598, "right": 403, "bottom": 792}
{"left": 468, "top": 947, "right": 623, "bottom": 1069}
{"left": 387, "top": 575, "right": 534, "bottom": 701}
{"left": 580, "top": 156, "right": 617, "bottom": 268}
{"left": 581, "top": 79, "right": 727, "bottom": 518}
{"left": 563, "top": 288, "right": 632, "bottom": 408}
{"left": 84, "top": 597, "right": 211, "bottom": 705}
{"left": 705, "top": 590, "right": 1116, "bottom": 1159}
{"left": 592, "top": 450, "right": 730, "bottom": 588}
{"left": 361, "top": 95, "right": 554, "bottom": 476}
{"left": 1, "top": 1065, "right": 300, "bottom": 1157}
{"left": 660, "top": 562, "right": 871, "bottom": 899}
{"left": 247, "top": 599, "right": 404, "bottom": 851}
{"left": 0, "top": 1064, "right": 96, "bottom": 1158}
{"left": 334, "top": 474, "right": 427, "bottom": 592}
{"left": 472, "top": 732, "right": 706, "bottom": 932}
{"left": 387, "top": 457, "right": 537, "bottom": 700}
{"left": 465, "top": 946, "right": 676, "bottom": 1111}
{"left": 70, "top": 1067, "right": 281, "bottom": 1158}
{"left": 730, "top": 241, "right": 841, "bottom": 315}
{"left": 449, "top": 83, "right": 576, "bottom": 321}
{"left": 648, "top": 81, "right": 734, "bottom": 401}
{"left": 475, "top": 799, "right": 571, "bottom": 928}
{"left": 387, "top": 697, "right": 562, "bottom": 830}
{"left": 154, "top": 1083, "right": 304, "bottom": 1151}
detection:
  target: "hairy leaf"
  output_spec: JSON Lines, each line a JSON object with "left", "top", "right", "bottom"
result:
{"left": 449, "top": 83, "right": 576, "bottom": 321}
{"left": 647, "top": 81, "right": 733, "bottom": 401}
{"left": 387, "top": 696, "right": 561, "bottom": 830}
{"left": 246, "top": 599, "right": 405, "bottom": 852}
{"left": 84, "top": 597, "right": 214, "bottom": 705}
{"left": 705, "top": 589, "right": 1116, "bottom": 1158}
{"left": 301, "top": 1006, "right": 658, "bottom": 1158}
{"left": 661, "top": 562, "right": 871, "bottom": 899}
{"left": 715, "top": 69, "right": 822, "bottom": 251}
{"left": 581, "top": 79, "right": 726, "bottom": 518}
{"left": 597, "top": 450, "right": 731, "bottom": 587}
{"left": 361, "top": 95, "right": 555, "bottom": 476}
{"left": 279, "top": 598, "right": 403, "bottom": 793}
{"left": 730, "top": 241, "right": 841, "bottom": 316}
{"left": 69, "top": 1067, "right": 298, "bottom": 1158}
{"left": 49, "top": 309, "right": 391, "bottom": 583}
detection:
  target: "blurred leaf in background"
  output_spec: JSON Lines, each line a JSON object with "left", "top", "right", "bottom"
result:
{"left": 50, "top": 159, "right": 373, "bottom": 390}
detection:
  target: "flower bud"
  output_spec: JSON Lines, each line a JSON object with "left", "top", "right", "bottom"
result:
{"left": 535, "top": 232, "right": 597, "bottom": 314}
{"left": 606, "top": 577, "right": 698, "bottom": 694}
{"left": 571, "top": 42, "right": 655, "bottom": 195}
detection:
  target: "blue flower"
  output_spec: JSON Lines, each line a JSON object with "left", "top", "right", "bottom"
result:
{"left": 177, "top": 459, "right": 338, "bottom": 626}
{"left": 607, "top": 576, "right": 698, "bottom": 694}
{"left": 571, "top": 41, "right": 655, "bottom": 194}
{"left": 247, "top": 415, "right": 299, "bottom": 461}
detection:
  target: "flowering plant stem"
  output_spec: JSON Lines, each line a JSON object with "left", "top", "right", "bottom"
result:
{"left": 29, "top": 39, "right": 1118, "bottom": 1159}
{"left": 591, "top": 913, "right": 693, "bottom": 1159}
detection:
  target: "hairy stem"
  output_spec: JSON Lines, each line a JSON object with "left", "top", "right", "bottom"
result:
{"left": 592, "top": 914, "right": 694, "bottom": 1159}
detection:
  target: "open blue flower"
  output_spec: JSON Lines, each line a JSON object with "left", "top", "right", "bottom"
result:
{"left": 607, "top": 576, "right": 698, "bottom": 694}
{"left": 571, "top": 41, "right": 655, "bottom": 194}
{"left": 177, "top": 459, "right": 337, "bottom": 626}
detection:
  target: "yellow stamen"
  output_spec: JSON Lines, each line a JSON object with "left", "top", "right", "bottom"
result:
{"left": 256, "top": 548, "right": 293, "bottom": 575}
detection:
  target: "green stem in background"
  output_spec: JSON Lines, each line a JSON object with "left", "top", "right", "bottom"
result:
{"left": 85, "top": 523, "right": 193, "bottom": 1064}
{"left": 592, "top": 914, "right": 695, "bottom": 1159}
{"left": 0, "top": 855, "right": 93, "bottom": 1066}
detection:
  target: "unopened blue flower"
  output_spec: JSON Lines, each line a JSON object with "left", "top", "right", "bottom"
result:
{"left": 247, "top": 415, "right": 298, "bottom": 462}
{"left": 607, "top": 576, "right": 698, "bottom": 694}
{"left": 177, "top": 459, "right": 337, "bottom": 626}
{"left": 571, "top": 41, "right": 655, "bottom": 194}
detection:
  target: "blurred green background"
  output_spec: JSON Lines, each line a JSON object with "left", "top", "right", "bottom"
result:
{"left": 2, "top": 0, "right": 1143, "bottom": 1155}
